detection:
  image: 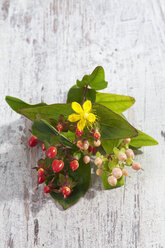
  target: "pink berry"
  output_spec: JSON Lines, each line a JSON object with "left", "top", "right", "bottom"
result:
{"left": 83, "top": 155, "right": 90, "bottom": 164}
{"left": 132, "top": 162, "right": 141, "bottom": 170}
{"left": 77, "top": 140, "right": 83, "bottom": 149}
{"left": 123, "top": 138, "right": 131, "bottom": 144}
{"left": 70, "top": 160, "right": 79, "bottom": 171}
{"left": 96, "top": 168, "right": 102, "bottom": 176}
{"left": 28, "top": 136, "right": 38, "bottom": 147}
{"left": 94, "top": 140, "right": 101, "bottom": 147}
{"left": 108, "top": 175, "right": 117, "bottom": 186}
{"left": 46, "top": 147, "right": 57, "bottom": 159}
{"left": 117, "top": 152, "right": 127, "bottom": 162}
{"left": 83, "top": 140, "right": 89, "bottom": 150}
{"left": 125, "top": 149, "right": 134, "bottom": 159}
{"left": 94, "top": 157, "right": 102, "bottom": 166}
{"left": 122, "top": 168, "right": 128, "bottom": 176}
{"left": 112, "top": 168, "right": 122, "bottom": 179}
{"left": 76, "top": 128, "right": 83, "bottom": 136}
{"left": 44, "top": 186, "right": 51, "bottom": 194}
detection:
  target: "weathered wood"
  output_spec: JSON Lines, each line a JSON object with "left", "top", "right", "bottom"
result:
{"left": 0, "top": 0, "right": 165, "bottom": 247}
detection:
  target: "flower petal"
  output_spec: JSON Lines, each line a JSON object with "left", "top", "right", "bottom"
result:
{"left": 87, "top": 113, "right": 96, "bottom": 123}
{"left": 68, "top": 113, "right": 81, "bottom": 122}
{"left": 83, "top": 100, "right": 92, "bottom": 113}
{"left": 72, "top": 102, "right": 83, "bottom": 114}
{"left": 77, "top": 119, "right": 86, "bottom": 131}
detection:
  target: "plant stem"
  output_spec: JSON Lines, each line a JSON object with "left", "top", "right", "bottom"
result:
{"left": 81, "top": 85, "right": 88, "bottom": 105}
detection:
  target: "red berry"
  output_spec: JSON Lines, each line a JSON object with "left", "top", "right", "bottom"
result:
{"left": 38, "top": 168, "right": 45, "bottom": 177}
{"left": 76, "top": 128, "right": 83, "bottom": 136}
{"left": 70, "top": 160, "right": 79, "bottom": 171}
{"left": 46, "top": 147, "right": 57, "bottom": 159}
{"left": 88, "top": 146, "right": 93, "bottom": 152}
{"left": 94, "top": 131, "right": 101, "bottom": 140}
{"left": 38, "top": 175, "right": 45, "bottom": 184}
{"left": 28, "top": 136, "right": 38, "bottom": 147}
{"left": 92, "top": 147, "right": 96, "bottom": 154}
{"left": 52, "top": 160, "right": 64, "bottom": 173}
{"left": 56, "top": 123, "right": 63, "bottom": 132}
{"left": 41, "top": 144, "right": 46, "bottom": 151}
{"left": 61, "top": 186, "right": 71, "bottom": 197}
{"left": 44, "top": 186, "right": 51, "bottom": 194}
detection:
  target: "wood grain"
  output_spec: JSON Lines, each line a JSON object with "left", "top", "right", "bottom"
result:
{"left": 0, "top": 0, "right": 165, "bottom": 247}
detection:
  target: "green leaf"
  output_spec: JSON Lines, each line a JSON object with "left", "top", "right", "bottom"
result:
{"left": 102, "top": 139, "right": 122, "bottom": 154}
{"left": 5, "top": 96, "right": 46, "bottom": 114}
{"left": 94, "top": 103, "right": 138, "bottom": 140}
{"left": 95, "top": 92, "right": 135, "bottom": 114}
{"left": 32, "top": 118, "right": 76, "bottom": 148}
{"left": 130, "top": 130, "right": 158, "bottom": 147}
{"left": 50, "top": 156, "right": 91, "bottom": 210}
{"left": 20, "top": 103, "right": 72, "bottom": 122}
{"left": 77, "top": 66, "right": 108, "bottom": 90}
{"left": 101, "top": 171, "right": 124, "bottom": 190}
{"left": 67, "top": 85, "right": 96, "bottom": 104}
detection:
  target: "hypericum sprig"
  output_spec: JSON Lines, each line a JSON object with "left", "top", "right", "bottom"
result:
{"left": 6, "top": 66, "right": 158, "bottom": 209}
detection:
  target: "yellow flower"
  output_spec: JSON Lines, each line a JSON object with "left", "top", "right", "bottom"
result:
{"left": 68, "top": 100, "right": 96, "bottom": 131}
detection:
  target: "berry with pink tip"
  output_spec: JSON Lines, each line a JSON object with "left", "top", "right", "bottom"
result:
{"left": 77, "top": 140, "right": 83, "bottom": 149}
{"left": 83, "top": 155, "right": 90, "bottom": 164}
{"left": 96, "top": 168, "right": 102, "bottom": 176}
{"left": 132, "top": 162, "right": 141, "bottom": 170}
{"left": 108, "top": 175, "right": 117, "bottom": 186}
{"left": 112, "top": 168, "right": 122, "bottom": 179}
{"left": 117, "top": 152, "right": 127, "bottom": 162}
{"left": 122, "top": 168, "right": 128, "bottom": 176}
{"left": 123, "top": 138, "right": 131, "bottom": 144}
{"left": 83, "top": 140, "right": 89, "bottom": 150}
{"left": 94, "top": 139, "right": 101, "bottom": 147}
{"left": 94, "top": 157, "right": 102, "bottom": 166}
{"left": 125, "top": 149, "right": 134, "bottom": 159}
{"left": 44, "top": 186, "right": 51, "bottom": 194}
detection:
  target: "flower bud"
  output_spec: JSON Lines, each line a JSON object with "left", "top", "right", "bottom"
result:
{"left": 125, "top": 149, "right": 134, "bottom": 159}
{"left": 94, "top": 139, "right": 101, "bottom": 147}
{"left": 117, "top": 152, "right": 127, "bottom": 162}
{"left": 83, "top": 155, "right": 90, "bottom": 164}
{"left": 122, "top": 168, "right": 128, "bottom": 176}
{"left": 123, "top": 138, "right": 131, "bottom": 144}
{"left": 94, "top": 157, "right": 102, "bottom": 166}
{"left": 83, "top": 140, "right": 89, "bottom": 150}
{"left": 96, "top": 168, "right": 102, "bottom": 176}
{"left": 108, "top": 175, "right": 117, "bottom": 186}
{"left": 112, "top": 168, "right": 122, "bottom": 179}
{"left": 132, "top": 162, "right": 141, "bottom": 170}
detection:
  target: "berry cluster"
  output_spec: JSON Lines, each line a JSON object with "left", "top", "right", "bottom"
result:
{"left": 93, "top": 138, "right": 141, "bottom": 186}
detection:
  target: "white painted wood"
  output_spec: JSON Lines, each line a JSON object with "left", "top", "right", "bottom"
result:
{"left": 0, "top": 0, "right": 165, "bottom": 247}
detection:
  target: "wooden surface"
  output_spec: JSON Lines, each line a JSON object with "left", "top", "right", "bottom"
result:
{"left": 0, "top": 0, "right": 165, "bottom": 247}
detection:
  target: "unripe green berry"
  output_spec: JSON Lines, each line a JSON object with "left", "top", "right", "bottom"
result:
{"left": 112, "top": 168, "right": 122, "bottom": 179}
{"left": 108, "top": 175, "right": 117, "bottom": 186}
